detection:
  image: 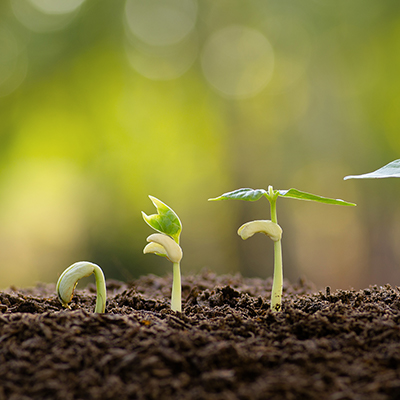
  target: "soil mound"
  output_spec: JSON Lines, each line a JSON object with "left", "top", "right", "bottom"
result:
{"left": 1, "top": 270, "right": 399, "bottom": 399}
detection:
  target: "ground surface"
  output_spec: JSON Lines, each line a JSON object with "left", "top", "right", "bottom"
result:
{"left": 1, "top": 270, "right": 400, "bottom": 400}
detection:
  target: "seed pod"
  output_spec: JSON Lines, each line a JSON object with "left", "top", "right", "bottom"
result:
{"left": 238, "top": 220, "right": 282, "bottom": 242}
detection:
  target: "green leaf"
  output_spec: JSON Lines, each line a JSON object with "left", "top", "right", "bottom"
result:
{"left": 208, "top": 188, "right": 267, "bottom": 202}
{"left": 209, "top": 187, "right": 356, "bottom": 206}
{"left": 277, "top": 188, "right": 356, "bottom": 206}
{"left": 142, "top": 196, "right": 182, "bottom": 243}
{"left": 344, "top": 159, "right": 400, "bottom": 180}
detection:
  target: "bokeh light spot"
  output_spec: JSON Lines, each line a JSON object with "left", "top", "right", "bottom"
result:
{"left": 0, "top": 28, "right": 27, "bottom": 97}
{"left": 201, "top": 25, "right": 274, "bottom": 99}
{"left": 124, "top": 0, "right": 198, "bottom": 46}
{"left": 11, "top": 0, "right": 82, "bottom": 32}
{"left": 265, "top": 15, "right": 312, "bottom": 94}
{"left": 125, "top": 35, "right": 198, "bottom": 81}
{"left": 0, "top": 30, "right": 18, "bottom": 86}
{"left": 28, "top": 0, "right": 85, "bottom": 15}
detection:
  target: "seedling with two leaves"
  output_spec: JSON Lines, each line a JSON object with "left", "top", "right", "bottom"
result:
{"left": 142, "top": 196, "right": 183, "bottom": 312}
{"left": 209, "top": 186, "right": 356, "bottom": 312}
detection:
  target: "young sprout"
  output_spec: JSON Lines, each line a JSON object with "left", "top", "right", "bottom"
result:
{"left": 142, "top": 196, "right": 183, "bottom": 312}
{"left": 56, "top": 261, "right": 106, "bottom": 313}
{"left": 209, "top": 186, "right": 355, "bottom": 312}
{"left": 344, "top": 159, "right": 400, "bottom": 180}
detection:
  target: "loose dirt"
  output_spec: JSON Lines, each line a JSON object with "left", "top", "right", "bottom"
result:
{"left": 1, "top": 270, "right": 400, "bottom": 400}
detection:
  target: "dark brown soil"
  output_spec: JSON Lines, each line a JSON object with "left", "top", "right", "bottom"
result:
{"left": 1, "top": 270, "right": 400, "bottom": 400}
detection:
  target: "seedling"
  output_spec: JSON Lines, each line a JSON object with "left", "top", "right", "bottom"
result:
{"left": 142, "top": 196, "right": 183, "bottom": 312}
{"left": 56, "top": 261, "right": 106, "bottom": 313}
{"left": 209, "top": 186, "right": 356, "bottom": 312}
{"left": 344, "top": 159, "right": 400, "bottom": 180}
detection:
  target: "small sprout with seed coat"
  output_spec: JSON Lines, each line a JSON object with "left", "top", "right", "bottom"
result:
{"left": 56, "top": 261, "right": 106, "bottom": 313}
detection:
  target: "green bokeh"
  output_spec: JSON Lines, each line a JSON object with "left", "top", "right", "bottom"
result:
{"left": 1, "top": 0, "right": 400, "bottom": 290}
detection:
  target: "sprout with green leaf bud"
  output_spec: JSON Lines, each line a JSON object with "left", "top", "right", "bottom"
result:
{"left": 209, "top": 186, "right": 356, "bottom": 312}
{"left": 56, "top": 261, "right": 106, "bottom": 313}
{"left": 142, "top": 196, "right": 183, "bottom": 312}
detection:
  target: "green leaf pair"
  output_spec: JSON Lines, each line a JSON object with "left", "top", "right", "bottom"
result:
{"left": 209, "top": 187, "right": 356, "bottom": 207}
{"left": 142, "top": 196, "right": 182, "bottom": 244}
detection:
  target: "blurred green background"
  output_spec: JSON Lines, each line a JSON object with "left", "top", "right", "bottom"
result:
{"left": 1, "top": 0, "right": 400, "bottom": 291}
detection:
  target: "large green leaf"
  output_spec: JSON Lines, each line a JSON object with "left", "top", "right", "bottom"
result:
{"left": 208, "top": 188, "right": 267, "bottom": 202}
{"left": 209, "top": 187, "right": 356, "bottom": 206}
{"left": 344, "top": 159, "right": 400, "bottom": 180}
{"left": 142, "top": 196, "right": 182, "bottom": 243}
{"left": 277, "top": 188, "right": 356, "bottom": 206}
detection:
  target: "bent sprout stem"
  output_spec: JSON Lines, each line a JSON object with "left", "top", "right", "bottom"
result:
{"left": 56, "top": 261, "right": 106, "bottom": 313}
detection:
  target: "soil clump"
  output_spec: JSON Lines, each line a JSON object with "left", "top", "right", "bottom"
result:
{"left": 1, "top": 270, "right": 400, "bottom": 400}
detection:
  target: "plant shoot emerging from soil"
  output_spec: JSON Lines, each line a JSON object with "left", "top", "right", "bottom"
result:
{"left": 142, "top": 196, "right": 183, "bottom": 312}
{"left": 344, "top": 159, "right": 400, "bottom": 180}
{"left": 209, "top": 186, "right": 356, "bottom": 312}
{"left": 56, "top": 261, "right": 106, "bottom": 313}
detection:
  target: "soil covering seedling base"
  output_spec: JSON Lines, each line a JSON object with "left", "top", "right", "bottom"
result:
{"left": 1, "top": 270, "right": 400, "bottom": 400}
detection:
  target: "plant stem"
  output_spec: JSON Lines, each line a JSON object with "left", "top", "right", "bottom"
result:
{"left": 93, "top": 265, "right": 107, "bottom": 313}
{"left": 269, "top": 195, "right": 283, "bottom": 312}
{"left": 171, "top": 262, "right": 182, "bottom": 312}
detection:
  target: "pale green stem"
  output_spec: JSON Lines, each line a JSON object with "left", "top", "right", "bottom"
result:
{"left": 93, "top": 265, "right": 107, "bottom": 313}
{"left": 270, "top": 196, "right": 283, "bottom": 312}
{"left": 171, "top": 262, "right": 182, "bottom": 312}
